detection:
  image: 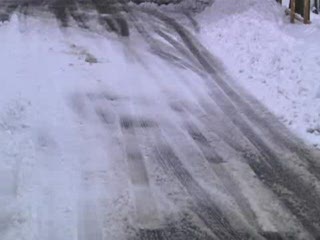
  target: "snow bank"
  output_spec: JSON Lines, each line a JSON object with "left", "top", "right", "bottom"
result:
{"left": 198, "top": 0, "right": 320, "bottom": 148}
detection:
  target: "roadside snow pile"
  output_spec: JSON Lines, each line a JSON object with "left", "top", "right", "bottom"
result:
{"left": 198, "top": 0, "right": 320, "bottom": 148}
{"left": 130, "top": 0, "right": 214, "bottom": 14}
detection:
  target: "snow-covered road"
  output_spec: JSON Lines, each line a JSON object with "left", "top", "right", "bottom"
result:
{"left": 1, "top": 2, "right": 320, "bottom": 240}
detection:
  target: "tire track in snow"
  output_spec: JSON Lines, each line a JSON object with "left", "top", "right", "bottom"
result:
{"left": 144, "top": 9, "right": 320, "bottom": 238}
{"left": 166, "top": 99, "right": 262, "bottom": 235}
{"left": 125, "top": 107, "right": 219, "bottom": 239}
{"left": 150, "top": 127, "right": 243, "bottom": 240}
{"left": 93, "top": 94, "right": 162, "bottom": 238}
{"left": 77, "top": 170, "right": 104, "bottom": 240}
{"left": 169, "top": 96, "right": 309, "bottom": 238}
{"left": 118, "top": 114, "right": 160, "bottom": 229}
{"left": 71, "top": 92, "right": 124, "bottom": 240}
{"left": 184, "top": 121, "right": 260, "bottom": 230}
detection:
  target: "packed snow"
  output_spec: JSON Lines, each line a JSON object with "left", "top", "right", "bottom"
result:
{"left": 0, "top": 0, "right": 320, "bottom": 239}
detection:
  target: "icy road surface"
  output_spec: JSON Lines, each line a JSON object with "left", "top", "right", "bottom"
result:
{"left": 1, "top": 4, "right": 320, "bottom": 240}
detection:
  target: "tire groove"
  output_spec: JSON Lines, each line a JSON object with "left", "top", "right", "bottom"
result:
{"left": 152, "top": 129, "right": 243, "bottom": 240}
{"left": 185, "top": 122, "right": 260, "bottom": 232}
{"left": 143, "top": 10, "right": 320, "bottom": 238}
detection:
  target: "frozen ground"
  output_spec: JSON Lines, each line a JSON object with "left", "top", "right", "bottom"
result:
{"left": 0, "top": 0, "right": 320, "bottom": 239}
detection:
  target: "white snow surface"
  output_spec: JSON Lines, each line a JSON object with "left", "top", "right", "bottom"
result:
{"left": 0, "top": 13, "right": 213, "bottom": 239}
{"left": 198, "top": 0, "right": 320, "bottom": 148}
{"left": 0, "top": 0, "right": 320, "bottom": 239}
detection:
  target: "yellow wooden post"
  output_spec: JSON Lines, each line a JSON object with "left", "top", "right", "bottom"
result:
{"left": 304, "top": 0, "right": 311, "bottom": 24}
{"left": 291, "top": 0, "right": 296, "bottom": 23}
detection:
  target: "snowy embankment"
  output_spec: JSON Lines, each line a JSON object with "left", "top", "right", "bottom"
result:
{"left": 197, "top": 0, "right": 320, "bottom": 148}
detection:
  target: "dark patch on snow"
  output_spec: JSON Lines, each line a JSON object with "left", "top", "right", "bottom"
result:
{"left": 96, "top": 108, "right": 116, "bottom": 125}
{"left": 87, "top": 92, "right": 120, "bottom": 102}
{"left": 169, "top": 102, "right": 184, "bottom": 113}
{"left": 120, "top": 115, "right": 157, "bottom": 129}
{"left": 120, "top": 116, "right": 134, "bottom": 130}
